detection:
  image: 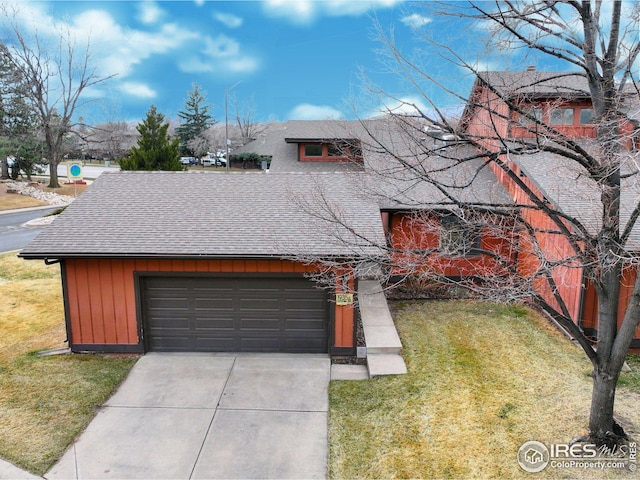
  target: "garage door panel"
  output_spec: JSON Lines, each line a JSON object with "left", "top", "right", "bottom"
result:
{"left": 194, "top": 298, "right": 235, "bottom": 311}
{"left": 147, "top": 297, "right": 190, "bottom": 311}
{"left": 142, "top": 276, "right": 328, "bottom": 353}
{"left": 240, "top": 337, "right": 282, "bottom": 351}
{"left": 238, "top": 299, "right": 280, "bottom": 311}
{"left": 286, "top": 319, "right": 326, "bottom": 331}
{"left": 148, "top": 335, "right": 193, "bottom": 351}
{"left": 240, "top": 318, "right": 281, "bottom": 331}
{"left": 195, "top": 337, "right": 236, "bottom": 351}
{"left": 147, "top": 317, "right": 191, "bottom": 330}
{"left": 285, "top": 337, "right": 327, "bottom": 352}
{"left": 195, "top": 317, "right": 235, "bottom": 330}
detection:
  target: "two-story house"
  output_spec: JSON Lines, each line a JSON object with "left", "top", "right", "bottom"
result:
{"left": 460, "top": 68, "right": 640, "bottom": 350}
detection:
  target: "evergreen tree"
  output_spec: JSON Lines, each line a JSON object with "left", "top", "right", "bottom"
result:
{"left": 175, "top": 83, "right": 215, "bottom": 156}
{"left": 0, "top": 42, "right": 44, "bottom": 180}
{"left": 120, "top": 105, "right": 183, "bottom": 171}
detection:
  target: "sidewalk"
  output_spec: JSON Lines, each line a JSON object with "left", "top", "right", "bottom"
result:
{"left": 0, "top": 458, "right": 41, "bottom": 479}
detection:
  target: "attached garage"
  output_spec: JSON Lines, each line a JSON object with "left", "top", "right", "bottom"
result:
{"left": 18, "top": 172, "right": 386, "bottom": 356}
{"left": 141, "top": 275, "right": 329, "bottom": 353}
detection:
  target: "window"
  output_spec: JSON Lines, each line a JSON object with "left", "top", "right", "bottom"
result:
{"left": 579, "top": 108, "right": 595, "bottom": 124}
{"left": 299, "top": 141, "right": 363, "bottom": 162}
{"left": 550, "top": 108, "right": 575, "bottom": 125}
{"left": 520, "top": 108, "right": 543, "bottom": 124}
{"left": 439, "top": 216, "right": 481, "bottom": 257}
{"left": 304, "top": 144, "right": 323, "bottom": 156}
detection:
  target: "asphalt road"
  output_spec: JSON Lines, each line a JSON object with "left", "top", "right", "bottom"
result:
{"left": 0, "top": 207, "right": 59, "bottom": 254}
{"left": 45, "top": 163, "right": 120, "bottom": 180}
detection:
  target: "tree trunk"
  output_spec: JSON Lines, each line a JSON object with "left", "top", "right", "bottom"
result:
{"left": 589, "top": 368, "right": 624, "bottom": 445}
{"left": 48, "top": 158, "right": 59, "bottom": 188}
{"left": 47, "top": 139, "right": 60, "bottom": 188}
{"left": 0, "top": 157, "right": 9, "bottom": 180}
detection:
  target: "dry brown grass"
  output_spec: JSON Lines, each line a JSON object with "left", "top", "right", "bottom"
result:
{"left": 41, "top": 182, "right": 88, "bottom": 197}
{"left": 0, "top": 180, "right": 88, "bottom": 211}
{"left": 0, "top": 185, "right": 46, "bottom": 210}
{"left": 329, "top": 300, "right": 639, "bottom": 479}
{"left": 0, "top": 252, "right": 137, "bottom": 475}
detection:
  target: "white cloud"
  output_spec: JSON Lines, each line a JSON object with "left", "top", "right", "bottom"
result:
{"left": 227, "top": 57, "right": 260, "bottom": 73}
{"left": 263, "top": 0, "right": 402, "bottom": 25}
{"left": 178, "top": 34, "right": 259, "bottom": 74}
{"left": 119, "top": 82, "right": 157, "bottom": 99}
{"left": 287, "top": 104, "right": 344, "bottom": 120}
{"left": 263, "top": 0, "right": 315, "bottom": 25}
{"left": 203, "top": 34, "right": 240, "bottom": 57}
{"left": 138, "top": 1, "right": 165, "bottom": 25}
{"left": 214, "top": 12, "right": 243, "bottom": 28}
{"left": 194, "top": 0, "right": 206, "bottom": 6}
{"left": 401, "top": 13, "right": 432, "bottom": 29}
{"left": 364, "top": 96, "right": 431, "bottom": 118}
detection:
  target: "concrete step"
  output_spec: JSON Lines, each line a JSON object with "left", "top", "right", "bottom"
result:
{"left": 330, "top": 364, "right": 369, "bottom": 381}
{"left": 362, "top": 326, "right": 402, "bottom": 354}
{"left": 367, "top": 353, "right": 408, "bottom": 377}
{"left": 358, "top": 280, "right": 403, "bottom": 356}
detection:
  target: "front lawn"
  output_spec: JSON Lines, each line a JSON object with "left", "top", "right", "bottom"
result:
{"left": 0, "top": 252, "right": 137, "bottom": 475}
{"left": 329, "top": 300, "right": 639, "bottom": 479}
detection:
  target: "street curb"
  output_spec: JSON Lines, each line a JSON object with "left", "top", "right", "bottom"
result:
{"left": 0, "top": 205, "right": 63, "bottom": 216}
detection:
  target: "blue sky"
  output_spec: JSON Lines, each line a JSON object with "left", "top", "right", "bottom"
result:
{"left": 6, "top": 1, "right": 626, "bottom": 126}
{"left": 4, "top": 0, "right": 479, "bottom": 125}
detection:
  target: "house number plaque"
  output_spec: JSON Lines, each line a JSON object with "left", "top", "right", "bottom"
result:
{"left": 336, "top": 294, "right": 353, "bottom": 305}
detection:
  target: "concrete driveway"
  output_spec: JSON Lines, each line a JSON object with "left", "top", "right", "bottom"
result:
{"left": 46, "top": 353, "right": 330, "bottom": 480}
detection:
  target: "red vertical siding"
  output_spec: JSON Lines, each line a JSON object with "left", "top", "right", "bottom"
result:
{"left": 466, "top": 82, "right": 637, "bottom": 348}
{"left": 389, "top": 211, "right": 516, "bottom": 277}
{"left": 582, "top": 267, "right": 640, "bottom": 349}
{"left": 62, "top": 258, "right": 352, "bottom": 350}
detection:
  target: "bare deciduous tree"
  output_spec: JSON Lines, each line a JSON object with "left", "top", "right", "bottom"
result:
{"left": 81, "top": 121, "right": 137, "bottom": 161}
{"left": 0, "top": 5, "right": 114, "bottom": 187}
{"left": 233, "top": 93, "right": 265, "bottom": 144}
{"left": 296, "top": 0, "right": 640, "bottom": 448}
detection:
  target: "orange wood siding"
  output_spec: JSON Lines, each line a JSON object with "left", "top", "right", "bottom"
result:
{"left": 464, "top": 81, "right": 637, "bottom": 349}
{"left": 465, "top": 85, "right": 584, "bottom": 321}
{"left": 388, "top": 212, "right": 517, "bottom": 277}
{"left": 581, "top": 266, "right": 640, "bottom": 350}
{"left": 63, "top": 258, "right": 354, "bottom": 349}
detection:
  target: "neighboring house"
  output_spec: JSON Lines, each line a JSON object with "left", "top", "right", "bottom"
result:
{"left": 19, "top": 171, "right": 385, "bottom": 355}
{"left": 234, "top": 121, "right": 364, "bottom": 173}
{"left": 461, "top": 68, "right": 640, "bottom": 350}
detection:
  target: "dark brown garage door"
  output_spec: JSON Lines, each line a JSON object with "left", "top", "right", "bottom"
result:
{"left": 141, "top": 276, "right": 329, "bottom": 353}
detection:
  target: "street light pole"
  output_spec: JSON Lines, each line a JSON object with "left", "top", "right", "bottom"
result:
{"left": 225, "top": 80, "right": 242, "bottom": 173}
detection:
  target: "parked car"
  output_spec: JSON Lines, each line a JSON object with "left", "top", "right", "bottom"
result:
{"left": 180, "top": 157, "right": 198, "bottom": 166}
{"left": 202, "top": 153, "right": 226, "bottom": 167}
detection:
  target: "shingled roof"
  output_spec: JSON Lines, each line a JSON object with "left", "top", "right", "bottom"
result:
{"left": 19, "top": 171, "right": 386, "bottom": 259}
{"left": 515, "top": 148, "right": 640, "bottom": 251}
{"left": 234, "top": 120, "right": 365, "bottom": 173}
{"left": 477, "top": 70, "right": 591, "bottom": 99}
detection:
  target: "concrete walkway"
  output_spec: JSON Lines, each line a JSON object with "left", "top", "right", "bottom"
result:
{"left": 358, "top": 280, "right": 407, "bottom": 377}
{"left": 45, "top": 353, "right": 330, "bottom": 480}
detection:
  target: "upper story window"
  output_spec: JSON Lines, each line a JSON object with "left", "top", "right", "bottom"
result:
{"left": 520, "top": 108, "right": 543, "bottom": 124}
{"left": 298, "top": 141, "right": 363, "bottom": 162}
{"left": 304, "top": 144, "right": 323, "bottom": 156}
{"left": 550, "top": 108, "right": 575, "bottom": 125}
{"left": 579, "top": 108, "right": 595, "bottom": 124}
{"left": 513, "top": 104, "right": 596, "bottom": 137}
